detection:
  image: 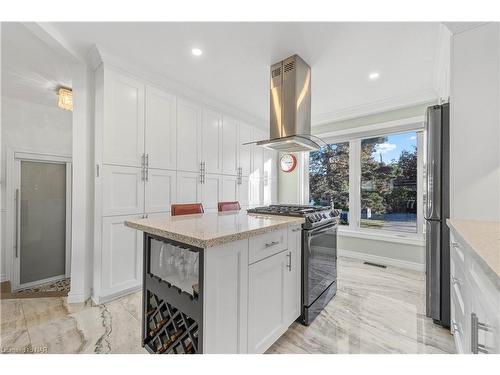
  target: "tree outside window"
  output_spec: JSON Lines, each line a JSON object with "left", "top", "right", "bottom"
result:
{"left": 360, "top": 132, "right": 417, "bottom": 233}
{"left": 309, "top": 142, "right": 349, "bottom": 225}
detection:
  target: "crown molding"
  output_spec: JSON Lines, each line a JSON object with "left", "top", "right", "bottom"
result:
{"left": 86, "top": 45, "right": 267, "bottom": 130}
{"left": 312, "top": 89, "right": 437, "bottom": 127}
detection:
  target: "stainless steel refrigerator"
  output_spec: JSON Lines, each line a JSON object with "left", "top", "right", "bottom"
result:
{"left": 425, "top": 103, "right": 450, "bottom": 328}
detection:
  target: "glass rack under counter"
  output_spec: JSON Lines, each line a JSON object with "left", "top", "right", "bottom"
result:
{"left": 142, "top": 233, "right": 204, "bottom": 354}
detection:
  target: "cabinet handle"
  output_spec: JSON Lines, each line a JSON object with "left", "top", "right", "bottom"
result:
{"left": 141, "top": 153, "right": 145, "bottom": 168}
{"left": 15, "top": 189, "right": 20, "bottom": 258}
{"left": 471, "top": 312, "right": 490, "bottom": 354}
{"left": 451, "top": 275, "right": 461, "bottom": 286}
{"left": 286, "top": 251, "right": 292, "bottom": 271}
{"left": 264, "top": 241, "right": 279, "bottom": 248}
{"left": 145, "top": 168, "right": 149, "bottom": 181}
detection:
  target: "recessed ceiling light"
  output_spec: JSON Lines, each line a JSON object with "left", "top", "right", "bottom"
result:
{"left": 191, "top": 48, "right": 203, "bottom": 56}
{"left": 369, "top": 72, "right": 380, "bottom": 80}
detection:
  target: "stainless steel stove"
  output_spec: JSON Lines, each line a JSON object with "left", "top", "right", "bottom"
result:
{"left": 247, "top": 204, "right": 339, "bottom": 325}
{"left": 247, "top": 204, "right": 338, "bottom": 229}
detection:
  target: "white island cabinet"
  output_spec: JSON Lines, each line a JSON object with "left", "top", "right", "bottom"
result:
{"left": 125, "top": 212, "right": 304, "bottom": 354}
{"left": 447, "top": 220, "right": 500, "bottom": 354}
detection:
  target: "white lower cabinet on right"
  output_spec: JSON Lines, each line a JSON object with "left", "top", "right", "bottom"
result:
{"left": 449, "top": 229, "right": 500, "bottom": 354}
{"left": 247, "top": 225, "right": 301, "bottom": 354}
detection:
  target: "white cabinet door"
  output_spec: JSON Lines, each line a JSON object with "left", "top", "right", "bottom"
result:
{"left": 102, "top": 69, "right": 144, "bottom": 167}
{"left": 102, "top": 165, "right": 144, "bottom": 216}
{"left": 222, "top": 116, "right": 239, "bottom": 176}
{"left": 176, "top": 171, "right": 201, "bottom": 204}
{"left": 101, "top": 215, "right": 143, "bottom": 298}
{"left": 145, "top": 86, "right": 177, "bottom": 170}
{"left": 248, "top": 250, "right": 288, "bottom": 354}
{"left": 238, "top": 123, "right": 253, "bottom": 176}
{"left": 204, "top": 239, "right": 249, "bottom": 353}
{"left": 145, "top": 169, "right": 176, "bottom": 213}
{"left": 263, "top": 178, "right": 278, "bottom": 206}
{"left": 221, "top": 175, "right": 238, "bottom": 202}
{"left": 251, "top": 129, "right": 266, "bottom": 177}
{"left": 263, "top": 149, "right": 278, "bottom": 179}
{"left": 177, "top": 99, "right": 201, "bottom": 172}
{"left": 238, "top": 176, "right": 250, "bottom": 208}
{"left": 202, "top": 108, "right": 223, "bottom": 174}
{"left": 249, "top": 177, "right": 262, "bottom": 207}
{"left": 201, "top": 174, "right": 222, "bottom": 211}
{"left": 285, "top": 226, "right": 302, "bottom": 324}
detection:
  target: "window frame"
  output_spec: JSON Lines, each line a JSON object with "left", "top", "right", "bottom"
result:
{"left": 303, "top": 116, "right": 426, "bottom": 242}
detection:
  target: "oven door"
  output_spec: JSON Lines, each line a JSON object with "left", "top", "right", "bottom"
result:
{"left": 303, "top": 223, "right": 337, "bottom": 306}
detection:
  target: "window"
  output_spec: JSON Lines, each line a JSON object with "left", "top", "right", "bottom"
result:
{"left": 307, "top": 124, "right": 423, "bottom": 237}
{"left": 308, "top": 142, "right": 349, "bottom": 225}
{"left": 360, "top": 132, "right": 417, "bottom": 233}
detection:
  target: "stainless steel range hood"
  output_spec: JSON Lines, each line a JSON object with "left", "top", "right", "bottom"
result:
{"left": 256, "top": 54, "right": 319, "bottom": 152}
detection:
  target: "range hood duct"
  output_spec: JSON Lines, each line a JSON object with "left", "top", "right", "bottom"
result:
{"left": 256, "top": 54, "right": 320, "bottom": 152}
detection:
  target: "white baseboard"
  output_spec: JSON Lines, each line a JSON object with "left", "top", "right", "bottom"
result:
{"left": 91, "top": 284, "right": 142, "bottom": 305}
{"left": 67, "top": 288, "right": 92, "bottom": 304}
{"left": 338, "top": 249, "right": 425, "bottom": 272}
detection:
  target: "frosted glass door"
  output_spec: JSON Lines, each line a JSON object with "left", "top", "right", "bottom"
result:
{"left": 19, "top": 161, "right": 66, "bottom": 285}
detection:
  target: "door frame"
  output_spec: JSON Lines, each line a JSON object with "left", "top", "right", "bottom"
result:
{"left": 6, "top": 149, "right": 72, "bottom": 291}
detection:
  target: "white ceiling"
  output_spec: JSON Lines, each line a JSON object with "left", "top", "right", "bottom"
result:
{"left": 3, "top": 22, "right": 441, "bottom": 124}
{"left": 1, "top": 22, "right": 73, "bottom": 107}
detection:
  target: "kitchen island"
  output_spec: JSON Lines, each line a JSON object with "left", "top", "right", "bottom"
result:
{"left": 125, "top": 211, "right": 304, "bottom": 354}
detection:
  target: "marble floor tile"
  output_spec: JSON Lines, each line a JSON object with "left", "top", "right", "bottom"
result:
{"left": 21, "top": 297, "right": 70, "bottom": 328}
{"left": 0, "top": 300, "right": 26, "bottom": 335}
{"left": 0, "top": 329, "right": 31, "bottom": 354}
{"left": 117, "top": 291, "right": 142, "bottom": 322}
{"left": 267, "top": 257, "right": 455, "bottom": 354}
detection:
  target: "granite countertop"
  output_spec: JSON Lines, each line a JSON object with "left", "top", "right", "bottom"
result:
{"left": 125, "top": 211, "right": 305, "bottom": 249}
{"left": 447, "top": 219, "right": 500, "bottom": 285}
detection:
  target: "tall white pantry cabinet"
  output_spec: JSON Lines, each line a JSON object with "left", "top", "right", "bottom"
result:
{"left": 93, "top": 65, "right": 278, "bottom": 303}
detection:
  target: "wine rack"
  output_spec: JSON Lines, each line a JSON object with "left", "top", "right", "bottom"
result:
{"left": 142, "top": 233, "right": 203, "bottom": 354}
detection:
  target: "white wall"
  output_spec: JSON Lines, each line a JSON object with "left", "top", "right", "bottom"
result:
{"left": 0, "top": 96, "right": 72, "bottom": 281}
{"left": 450, "top": 22, "right": 500, "bottom": 222}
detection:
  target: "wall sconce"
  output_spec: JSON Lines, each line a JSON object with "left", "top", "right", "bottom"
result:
{"left": 57, "top": 87, "right": 73, "bottom": 111}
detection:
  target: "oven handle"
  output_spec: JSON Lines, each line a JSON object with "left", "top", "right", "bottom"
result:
{"left": 305, "top": 224, "right": 336, "bottom": 237}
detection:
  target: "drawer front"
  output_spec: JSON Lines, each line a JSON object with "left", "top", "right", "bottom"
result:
{"left": 249, "top": 229, "right": 288, "bottom": 264}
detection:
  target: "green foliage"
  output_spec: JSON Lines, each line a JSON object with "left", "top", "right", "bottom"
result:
{"left": 309, "top": 137, "right": 417, "bottom": 217}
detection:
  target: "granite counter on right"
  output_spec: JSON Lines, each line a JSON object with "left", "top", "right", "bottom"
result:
{"left": 446, "top": 219, "right": 500, "bottom": 354}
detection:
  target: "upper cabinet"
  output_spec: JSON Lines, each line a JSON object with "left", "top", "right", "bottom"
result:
{"left": 238, "top": 123, "right": 253, "bottom": 177}
{"left": 145, "top": 87, "right": 177, "bottom": 170}
{"left": 222, "top": 116, "right": 239, "bottom": 176}
{"left": 202, "top": 108, "right": 223, "bottom": 174}
{"left": 177, "top": 98, "right": 202, "bottom": 173}
{"left": 251, "top": 129, "right": 266, "bottom": 178}
{"left": 101, "top": 69, "right": 145, "bottom": 167}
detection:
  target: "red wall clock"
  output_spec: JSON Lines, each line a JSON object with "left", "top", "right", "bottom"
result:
{"left": 280, "top": 154, "right": 297, "bottom": 173}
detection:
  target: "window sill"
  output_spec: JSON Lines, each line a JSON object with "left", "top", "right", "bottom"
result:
{"left": 337, "top": 227, "right": 425, "bottom": 246}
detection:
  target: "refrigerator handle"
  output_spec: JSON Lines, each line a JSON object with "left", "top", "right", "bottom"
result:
{"left": 425, "top": 106, "right": 441, "bottom": 220}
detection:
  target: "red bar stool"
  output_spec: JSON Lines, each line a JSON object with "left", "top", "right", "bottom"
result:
{"left": 218, "top": 201, "right": 241, "bottom": 212}
{"left": 171, "top": 203, "right": 204, "bottom": 216}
